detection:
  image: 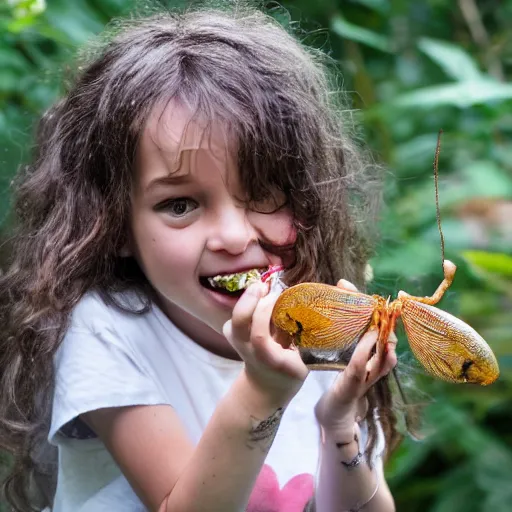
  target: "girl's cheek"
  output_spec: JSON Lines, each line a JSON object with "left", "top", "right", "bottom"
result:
{"left": 249, "top": 209, "right": 297, "bottom": 247}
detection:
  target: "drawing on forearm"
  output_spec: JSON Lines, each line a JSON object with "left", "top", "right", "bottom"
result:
{"left": 247, "top": 407, "right": 284, "bottom": 452}
{"left": 337, "top": 432, "right": 364, "bottom": 470}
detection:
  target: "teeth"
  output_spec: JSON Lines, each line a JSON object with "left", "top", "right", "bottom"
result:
{"left": 207, "top": 269, "right": 265, "bottom": 292}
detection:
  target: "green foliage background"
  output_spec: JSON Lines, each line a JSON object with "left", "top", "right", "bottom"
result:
{"left": 1, "top": 0, "right": 511, "bottom": 511}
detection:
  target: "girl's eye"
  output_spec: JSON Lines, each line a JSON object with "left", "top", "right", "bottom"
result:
{"left": 156, "top": 198, "right": 198, "bottom": 217}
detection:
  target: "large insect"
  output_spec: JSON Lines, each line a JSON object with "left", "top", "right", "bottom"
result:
{"left": 271, "top": 132, "right": 499, "bottom": 385}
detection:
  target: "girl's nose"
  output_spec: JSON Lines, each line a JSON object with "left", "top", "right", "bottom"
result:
{"left": 206, "top": 206, "right": 256, "bottom": 255}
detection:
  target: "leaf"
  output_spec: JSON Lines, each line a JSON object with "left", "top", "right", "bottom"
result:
{"left": 474, "top": 445, "right": 512, "bottom": 512}
{"left": 43, "top": 0, "right": 104, "bottom": 44}
{"left": 386, "top": 436, "right": 433, "bottom": 484}
{"left": 87, "top": 0, "right": 133, "bottom": 18}
{"left": 391, "top": 80, "right": 512, "bottom": 109}
{"left": 462, "top": 252, "right": 512, "bottom": 279}
{"left": 392, "top": 133, "right": 443, "bottom": 177}
{"left": 0, "top": 46, "right": 30, "bottom": 72}
{"left": 7, "top": 14, "right": 39, "bottom": 33}
{"left": 407, "top": 161, "right": 512, "bottom": 213}
{"left": 427, "top": 402, "right": 494, "bottom": 455}
{"left": 352, "top": 0, "right": 389, "bottom": 14}
{"left": 371, "top": 239, "right": 442, "bottom": 277}
{"left": 0, "top": 69, "right": 23, "bottom": 93}
{"left": 457, "top": 161, "right": 512, "bottom": 198}
{"left": 331, "top": 15, "right": 392, "bottom": 53}
{"left": 418, "top": 37, "right": 483, "bottom": 81}
{"left": 430, "top": 464, "right": 484, "bottom": 512}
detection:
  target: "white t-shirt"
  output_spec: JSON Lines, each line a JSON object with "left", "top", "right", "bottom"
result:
{"left": 48, "top": 291, "right": 384, "bottom": 511}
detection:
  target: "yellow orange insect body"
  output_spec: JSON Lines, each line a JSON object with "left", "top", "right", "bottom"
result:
{"left": 271, "top": 260, "right": 499, "bottom": 385}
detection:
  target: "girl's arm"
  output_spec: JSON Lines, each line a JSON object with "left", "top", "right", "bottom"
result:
{"left": 316, "top": 425, "right": 395, "bottom": 512}
{"left": 314, "top": 329, "right": 397, "bottom": 511}
{"left": 313, "top": 333, "right": 397, "bottom": 511}
{"left": 83, "top": 282, "right": 308, "bottom": 512}
{"left": 84, "top": 371, "right": 287, "bottom": 512}
{"left": 312, "top": 279, "right": 397, "bottom": 512}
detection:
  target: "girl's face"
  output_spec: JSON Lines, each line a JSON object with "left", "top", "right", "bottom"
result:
{"left": 128, "top": 104, "right": 297, "bottom": 358}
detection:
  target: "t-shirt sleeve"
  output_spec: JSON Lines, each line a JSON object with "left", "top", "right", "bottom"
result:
{"left": 48, "top": 295, "right": 166, "bottom": 444}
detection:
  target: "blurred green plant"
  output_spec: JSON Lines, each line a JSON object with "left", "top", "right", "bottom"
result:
{"left": 1, "top": 0, "right": 511, "bottom": 511}
{"left": 303, "top": 2, "right": 512, "bottom": 510}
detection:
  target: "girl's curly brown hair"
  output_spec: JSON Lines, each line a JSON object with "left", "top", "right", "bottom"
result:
{"left": 0, "top": 2, "right": 404, "bottom": 510}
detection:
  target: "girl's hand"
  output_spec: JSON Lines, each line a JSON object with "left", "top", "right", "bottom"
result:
{"left": 314, "top": 279, "right": 397, "bottom": 441}
{"left": 223, "top": 281, "right": 309, "bottom": 407}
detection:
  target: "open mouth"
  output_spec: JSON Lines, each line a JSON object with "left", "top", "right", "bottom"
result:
{"left": 199, "top": 265, "right": 284, "bottom": 298}
{"left": 200, "top": 268, "right": 267, "bottom": 297}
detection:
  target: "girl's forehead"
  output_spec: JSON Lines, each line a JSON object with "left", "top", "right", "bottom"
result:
{"left": 141, "top": 100, "right": 236, "bottom": 177}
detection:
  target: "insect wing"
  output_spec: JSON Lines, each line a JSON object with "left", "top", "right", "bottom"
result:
{"left": 272, "top": 283, "right": 377, "bottom": 351}
{"left": 401, "top": 300, "right": 499, "bottom": 385}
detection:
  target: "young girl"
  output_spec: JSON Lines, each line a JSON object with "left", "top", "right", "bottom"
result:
{"left": 0, "top": 4, "right": 402, "bottom": 511}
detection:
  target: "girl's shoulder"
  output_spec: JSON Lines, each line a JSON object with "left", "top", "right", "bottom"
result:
{"left": 65, "top": 289, "right": 175, "bottom": 358}
{"left": 57, "top": 289, "right": 169, "bottom": 386}
{"left": 68, "top": 289, "right": 147, "bottom": 332}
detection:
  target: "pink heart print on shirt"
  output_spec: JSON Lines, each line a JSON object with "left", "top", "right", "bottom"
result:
{"left": 247, "top": 464, "right": 314, "bottom": 512}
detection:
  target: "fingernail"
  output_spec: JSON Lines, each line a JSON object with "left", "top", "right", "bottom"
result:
{"left": 338, "top": 279, "right": 355, "bottom": 290}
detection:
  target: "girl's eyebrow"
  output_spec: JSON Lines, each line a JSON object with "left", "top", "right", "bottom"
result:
{"left": 146, "top": 173, "right": 191, "bottom": 192}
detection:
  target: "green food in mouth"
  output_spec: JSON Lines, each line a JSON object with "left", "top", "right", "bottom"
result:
{"left": 208, "top": 269, "right": 264, "bottom": 292}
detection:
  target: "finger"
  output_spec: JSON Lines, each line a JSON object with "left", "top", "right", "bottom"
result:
{"left": 380, "top": 330, "right": 397, "bottom": 361}
{"left": 249, "top": 293, "right": 307, "bottom": 378}
{"left": 365, "top": 352, "right": 397, "bottom": 386}
{"left": 382, "top": 346, "right": 398, "bottom": 375}
{"left": 336, "top": 278, "right": 359, "bottom": 292}
{"left": 380, "top": 338, "right": 398, "bottom": 375}
{"left": 350, "top": 329, "right": 379, "bottom": 369}
{"left": 272, "top": 324, "right": 294, "bottom": 349}
{"left": 341, "top": 330, "right": 378, "bottom": 390}
{"left": 366, "top": 332, "right": 398, "bottom": 383}
{"left": 250, "top": 292, "right": 283, "bottom": 361}
{"left": 387, "top": 331, "right": 398, "bottom": 346}
{"left": 226, "top": 281, "right": 267, "bottom": 342}
{"left": 375, "top": 329, "right": 397, "bottom": 362}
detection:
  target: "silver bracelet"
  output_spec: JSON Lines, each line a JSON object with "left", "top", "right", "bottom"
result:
{"left": 340, "top": 450, "right": 364, "bottom": 470}
{"left": 342, "top": 476, "right": 380, "bottom": 512}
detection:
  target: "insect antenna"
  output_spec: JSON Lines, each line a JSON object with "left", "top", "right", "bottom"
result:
{"left": 434, "top": 129, "right": 446, "bottom": 265}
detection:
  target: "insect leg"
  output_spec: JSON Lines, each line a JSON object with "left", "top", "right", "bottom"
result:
{"left": 397, "top": 260, "right": 456, "bottom": 306}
